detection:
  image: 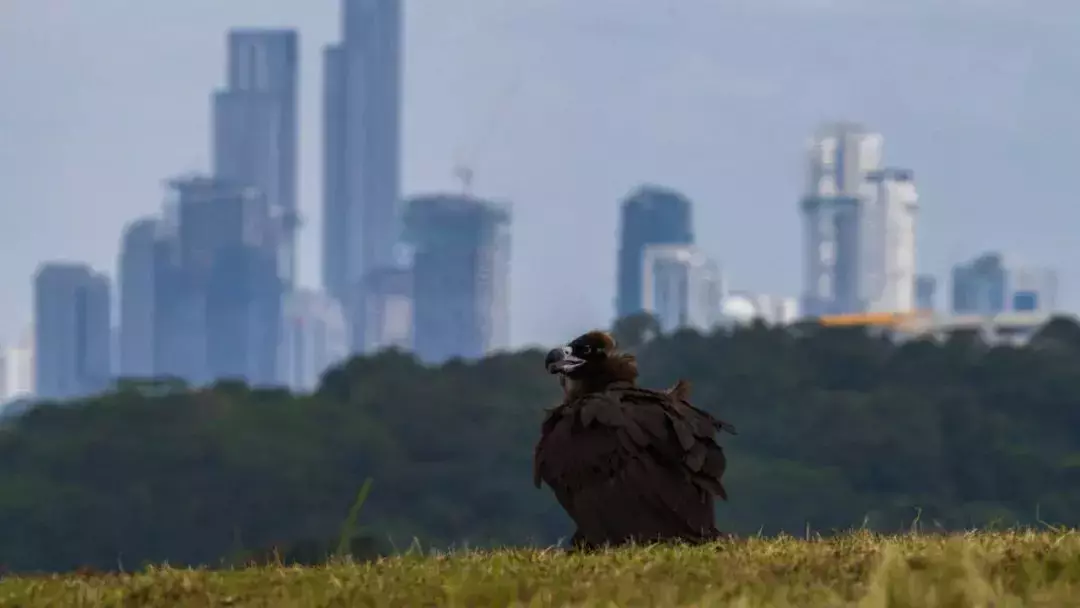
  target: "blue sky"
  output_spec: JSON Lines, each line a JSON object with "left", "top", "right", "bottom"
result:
{"left": 2, "top": 0, "right": 1079, "bottom": 348}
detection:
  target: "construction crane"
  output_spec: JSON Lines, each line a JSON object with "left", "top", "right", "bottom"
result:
{"left": 454, "top": 164, "right": 474, "bottom": 196}
{"left": 449, "top": 20, "right": 522, "bottom": 201}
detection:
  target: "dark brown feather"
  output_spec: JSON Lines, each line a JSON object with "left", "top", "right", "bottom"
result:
{"left": 668, "top": 379, "right": 692, "bottom": 401}
{"left": 533, "top": 356, "right": 733, "bottom": 549}
{"left": 685, "top": 442, "right": 707, "bottom": 472}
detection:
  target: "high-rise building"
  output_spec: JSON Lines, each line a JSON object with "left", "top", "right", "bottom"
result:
{"left": 321, "top": 44, "right": 348, "bottom": 303}
{"left": 801, "top": 122, "right": 882, "bottom": 316}
{"left": 640, "top": 244, "right": 723, "bottom": 334}
{"left": 12, "top": 328, "right": 32, "bottom": 397}
{"left": 213, "top": 29, "right": 299, "bottom": 287}
{"left": 278, "top": 289, "right": 349, "bottom": 392}
{"left": 801, "top": 123, "right": 918, "bottom": 317}
{"left": 0, "top": 329, "right": 34, "bottom": 404}
{"left": 862, "top": 168, "right": 919, "bottom": 313}
{"left": 110, "top": 325, "right": 119, "bottom": 380}
{"left": 118, "top": 217, "right": 159, "bottom": 378}
{"left": 951, "top": 252, "right": 1058, "bottom": 315}
{"left": 358, "top": 265, "right": 413, "bottom": 353}
{"left": 342, "top": 0, "right": 402, "bottom": 278}
{"left": 154, "top": 176, "right": 283, "bottom": 386}
{"left": 914, "top": 274, "right": 937, "bottom": 311}
{"left": 404, "top": 194, "right": 511, "bottom": 364}
{"left": 616, "top": 185, "right": 694, "bottom": 322}
{"left": 322, "top": 0, "right": 403, "bottom": 350}
{"left": 33, "top": 263, "right": 112, "bottom": 400}
{"left": 804, "top": 122, "right": 884, "bottom": 199}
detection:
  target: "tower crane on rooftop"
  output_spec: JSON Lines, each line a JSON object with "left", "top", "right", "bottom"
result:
{"left": 454, "top": 164, "right": 474, "bottom": 196}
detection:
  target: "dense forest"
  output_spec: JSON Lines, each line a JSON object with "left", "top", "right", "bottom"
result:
{"left": 3, "top": 315, "right": 1080, "bottom": 572}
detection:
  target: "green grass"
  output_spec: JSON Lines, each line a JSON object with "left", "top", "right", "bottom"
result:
{"left": 4, "top": 530, "right": 1080, "bottom": 606}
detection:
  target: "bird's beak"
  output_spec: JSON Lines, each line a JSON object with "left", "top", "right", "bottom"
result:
{"left": 545, "top": 346, "right": 585, "bottom": 374}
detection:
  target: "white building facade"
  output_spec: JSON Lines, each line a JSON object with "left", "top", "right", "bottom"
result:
{"left": 0, "top": 329, "right": 34, "bottom": 407}
{"left": 278, "top": 289, "right": 349, "bottom": 392}
{"left": 719, "top": 292, "right": 800, "bottom": 326}
{"left": 641, "top": 244, "right": 723, "bottom": 333}
{"left": 801, "top": 122, "right": 918, "bottom": 317}
{"left": 861, "top": 168, "right": 919, "bottom": 313}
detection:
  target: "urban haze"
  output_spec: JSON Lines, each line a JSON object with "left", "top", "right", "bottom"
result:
{"left": 2, "top": 0, "right": 1079, "bottom": 397}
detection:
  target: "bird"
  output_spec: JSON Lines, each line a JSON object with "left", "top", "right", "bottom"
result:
{"left": 533, "top": 330, "right": 736, "bottom": 551}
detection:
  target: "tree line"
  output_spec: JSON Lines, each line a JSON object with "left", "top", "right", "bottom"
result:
{"left": 3, "top": 315, "right": 1080, "bottom": 572}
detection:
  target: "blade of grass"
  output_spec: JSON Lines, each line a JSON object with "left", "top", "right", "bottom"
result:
{"left": 336, "top": 477, "right": 374, "bottom": 558}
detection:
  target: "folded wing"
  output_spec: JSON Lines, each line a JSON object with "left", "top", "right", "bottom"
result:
{"left": 533, "top": 383, "right": 731, "bottom": 545}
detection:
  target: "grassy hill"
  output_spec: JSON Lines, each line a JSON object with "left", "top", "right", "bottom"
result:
{"left": 3, "top": 530, "right": 1080, "bottom": 607}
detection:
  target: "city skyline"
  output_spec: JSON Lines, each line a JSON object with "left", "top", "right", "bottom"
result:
{"left": 4, "top": 0, "right": 1079, "bottom": 349}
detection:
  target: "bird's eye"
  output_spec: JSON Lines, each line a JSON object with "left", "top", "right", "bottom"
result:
{"left": 580, "top": 345, "right": 592, "bottom": 355}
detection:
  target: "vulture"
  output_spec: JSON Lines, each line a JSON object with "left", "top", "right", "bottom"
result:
{"left": 533, "top": 330, "right": 737, "bottom": 550}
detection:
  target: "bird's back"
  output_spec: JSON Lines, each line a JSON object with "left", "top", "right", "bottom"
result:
{"left": 533, "top": 380, "right": 731, "bottom": 548}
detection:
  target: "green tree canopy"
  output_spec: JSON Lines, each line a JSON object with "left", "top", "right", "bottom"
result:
{"left": 3, "top": 316, "right": 1080, "bottom": 572}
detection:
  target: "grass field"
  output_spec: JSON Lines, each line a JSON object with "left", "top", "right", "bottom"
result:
{"left": 3, "top": 530, "right": 1080, "bottom": 606}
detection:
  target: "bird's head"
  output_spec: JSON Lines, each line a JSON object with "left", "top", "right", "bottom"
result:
{"left": 545, "top": 331, "right": 614, "bottom": 376}
{"left": 545, "top": 331, "right": 637, "bottom": 391}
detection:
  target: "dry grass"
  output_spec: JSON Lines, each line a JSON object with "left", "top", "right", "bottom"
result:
{"left": 3, "top": 530, "right": 1080, "bottom": 606}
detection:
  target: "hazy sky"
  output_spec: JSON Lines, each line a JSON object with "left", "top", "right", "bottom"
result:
{"left": 3, "top": 0, "right": 1080, "bottom": 348}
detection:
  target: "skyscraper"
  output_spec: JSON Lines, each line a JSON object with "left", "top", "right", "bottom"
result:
{"left": 801, "top": 122, "right": 883, "bottom": 317}
{"left": 33, "top": 263, "right": 112, "bottom": 400}
{"left": 862, "top": 168, "right": 919, "bottom": 313}
{"left": 615, "top": 185, "right": 694, "bottom": 321}
{"left": 641, "top": 244, "right": 723, "bottom": 333}
{"left": 322, "top": 0, "right": 403, "bottom": 351}
{"left": 118, "top": 217, "right": 158, "bottom": 378}
{"left": 213, "top": 29, "right": 299, "bottom": 287}
{"left": 343, "top": 0, "right": 402, "bottom": 278}
{"left": 278, "top": 289, "right": 349, "bottom": 392}
{"left": 322, "top": 44, "right": 348, "bottom": 303}
{"left": 154, "top": 176, "right": 283, "bottom": 386}
{"left": 801, "top": 123, "right": 919, "bottom": 317}
{"left": 404, "top": 193, "right": 511, "bottom": 364}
